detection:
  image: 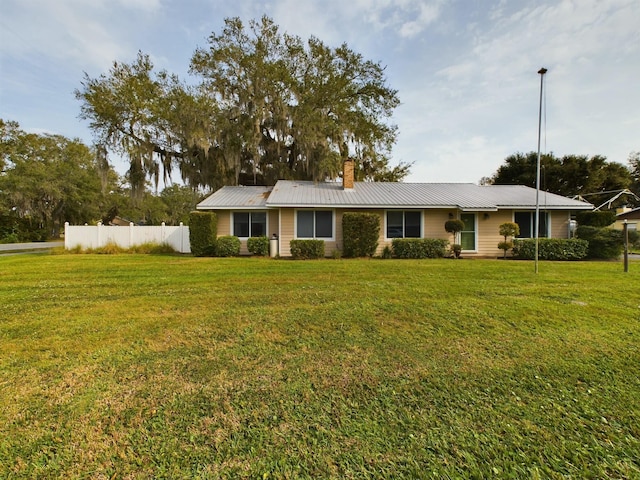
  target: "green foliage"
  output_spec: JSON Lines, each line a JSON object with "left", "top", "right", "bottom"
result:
{"left": 499, "top": 222, "right": 520, "bottom": 238}
{"left": 491, "top": 152, "right": 632, "bottom": 208}
{"left": 444, "top": 219, "right": 465, "bottom": 234}
{"left": 215, "top": 235, "right": 241, "bottom": 257}
{"left": 575, "top": 226, "right": 624, "bottom": 259}
{"left": 290, "top": 239, "right": 325, "bottom": 259}
{"left": 498, "top": 222, "right": 520, "bottom": 258}
{"left": 451, "top": 243, "right": 462, "bottom": 259}
{"left": 342, "top": 212, "right": 380, "bottom": 258}
{"left": 512, "top": 238, "right": 589, "bottom": 260}
{"left": 0, "top": 119, "right": 118, "bottom": 239}
{"left": 498, "top": 240, "right": 513, "bottom": 256}
{"left": 188, "top": 211, "right": 217, "bottom": 257}
{"left": 247, "top": 236, "right": 269, "bottom": 256}
{"left": 77, "top": 17, "right": 408, "bottom": 191}
{"left": 392, "top": 238, "right": 448, "bottom": 259}
{"left": 576, "top": 210, "right": 617, "bottom": 227}
{"left": 381, "top": 245, "right": 392, "bottom": 259}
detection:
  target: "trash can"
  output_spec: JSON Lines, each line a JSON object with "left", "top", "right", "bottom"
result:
{"left": 269, "top": 234, "right": 279, "bottom": 258}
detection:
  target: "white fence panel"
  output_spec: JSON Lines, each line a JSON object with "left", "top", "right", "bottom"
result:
{"left": 64, "top": 222, "right": 191, "bottom": 253}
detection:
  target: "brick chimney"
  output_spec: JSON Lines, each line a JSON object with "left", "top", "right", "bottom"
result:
{"left": 343, "top": 159, "right": 354, "bottom": 190}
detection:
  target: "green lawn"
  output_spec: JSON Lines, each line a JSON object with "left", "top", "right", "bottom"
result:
{"left": 1, "top": 254, "right": 639, "bottom": 479}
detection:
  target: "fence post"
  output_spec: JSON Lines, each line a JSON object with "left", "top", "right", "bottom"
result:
{"left": 64, "top": 222, "right": 69, "bottom": 249}
{"left": 161, "top": 222, "right": 166, "bottom": 244}
{"left": 129, "top": 222, "right": 134, "bottom": 249}
{"left": 97, "top": 221, "right": 102, "bottom": 248}
{"left": 179, "top": 222, "right": 184, "bottom": 253}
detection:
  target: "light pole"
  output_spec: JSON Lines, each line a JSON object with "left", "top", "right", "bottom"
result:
{"left": 535, "top": 67, "right": 547, "bottom": 274}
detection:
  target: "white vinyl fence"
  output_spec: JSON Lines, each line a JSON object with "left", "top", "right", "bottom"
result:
{"left": 64, "top": 222, "right": 191, "bottom": 253}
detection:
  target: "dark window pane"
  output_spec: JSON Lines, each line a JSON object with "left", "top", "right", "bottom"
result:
{"left": 387, "top": 211, "right": 403, "bottom": 238}
{"left": 251, "top": 212, "right": 266, "bottom": 237}
{"left": 515, "top": 212, "right": 531, "bottom": 238}
{"left": 404, "top": 211, "right": 421, "bottom": 238}
{"left": 315, "top": 211, "right": 333, "bottom": 238}
{"left": 461, "top": 231, "right": 475, "bottom": 250}
{"left": 233, "top": 212, "right": 249, "bottom": 237}
{"left": 297, "top": 211, "right": 314, "bottom": 238}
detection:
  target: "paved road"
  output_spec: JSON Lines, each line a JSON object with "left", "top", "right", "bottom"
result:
{"left": 0, "top": 241, "right": 64, "bottom": 252}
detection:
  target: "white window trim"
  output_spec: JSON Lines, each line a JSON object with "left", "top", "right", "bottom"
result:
{"left": 384, "top": 209, "right": 423, "bottom": 240}
{"left": 232, "top": 211, "right": 269, "bottom": 239}
{"left": 294, "top": 209, "right": 335, "bottom": 240}
{"left": 460, "top": 213, "right": 478, "bottom": 252}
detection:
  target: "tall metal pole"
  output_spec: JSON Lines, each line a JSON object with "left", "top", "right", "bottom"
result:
{"left": 535, "top": 67, "right": 547, "bottom": 274}
{"left": 623, "top": 220, "right": 629, "bottom": 273}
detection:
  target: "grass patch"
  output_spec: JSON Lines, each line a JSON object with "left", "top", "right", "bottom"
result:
{"left": 1, "top": 256, "right": 639, "bottom": 478}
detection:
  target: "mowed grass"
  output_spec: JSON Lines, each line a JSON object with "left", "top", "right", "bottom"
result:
{"left": 1, "top": 255, "right": 639, "bottom": 479}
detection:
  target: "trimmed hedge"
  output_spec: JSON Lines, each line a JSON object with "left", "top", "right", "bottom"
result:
{"left": 342, "top": 212, "right": 380, "bottom": 257}
{"left": 512, "top": 238, "right": 589, "bottom": 260}
{"left": 391, "top": 238, "right": 449, "bottom": 259}
{"left": 216, "top": 235, "right": 241, "bottom": 257}
{"left": 290, "top": 239, "right": 325, "bottom": 259}
{"left": 575, "top": 226, "right": 624, "bottom": 259}
{"left": 576, "top": 210, "right": 616, "bottom": 227}
{"left": 247, "top": 236, "right": 269, "bottom": 256}
{"left": 188, "top": 211, "right": 217, "bottom": 257}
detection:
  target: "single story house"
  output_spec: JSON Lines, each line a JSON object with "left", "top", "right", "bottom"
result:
{"left": 197, "top": 160, "right": 593, "bottom": 257}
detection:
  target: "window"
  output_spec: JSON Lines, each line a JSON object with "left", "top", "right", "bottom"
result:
{"left": 515, "top": 211, "right": 548, "bottom": 238}
{"left": 296, "top": 210, "right": 333, "bottom": 239}
{"left": 233, "top": 211, "right": 267, "bottom": 238}
{"left": 386, "top": 211, "right": 421, "bottom": 238}
{"left": 460, "top": 213, "right": 476, "bottom": 250}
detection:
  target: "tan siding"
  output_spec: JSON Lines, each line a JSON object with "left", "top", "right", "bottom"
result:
{"left": 550, "top": 211, "right": 570, "bottom": 238}
{"left": 476, "top": 210, "right": 513, "bottom": 258}
{"left": 280, "top": 209, "right": 295, "bottom": 257}
{"left": 424, "top": 210, "right": 453, "bottom": 242}
{"left": 268, "top": 210, "right": 279, "bottom": 239}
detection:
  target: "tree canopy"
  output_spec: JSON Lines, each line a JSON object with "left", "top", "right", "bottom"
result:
{"left": 0, "top": 119, "right": 203, "bottom": 241}
{"left": 490, "top": 152, "right": 635, "bottom": 208}
{"left": 0, "top": 119, "right": 113, "bottom": 239}
{"left": 76, "top": 16, "right": 409, "bottom": 195}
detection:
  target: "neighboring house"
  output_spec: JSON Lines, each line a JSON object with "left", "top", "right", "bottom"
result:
{"left": 615, "top": 207, "right": 640, "bottom": 232}
{"left": 197, "top": 160, "right": 593, "bottom": 257}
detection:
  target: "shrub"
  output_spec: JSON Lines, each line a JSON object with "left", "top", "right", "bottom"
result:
{"left": 498, "top": 222, "right": 520, "bottom": 258}
{"left": 512, "top": 238, "right": 589, "bottom": 260}
{"left": 450, "top": 244, "right": 462, "bottom": 259}
{"left": 497, "top": 241, "right": 513, "bottom": 257}
{"left": 444, "top": 219, "right": 465, "bottom": 235}
{"left": 247, "top": 236, "right": 269, "bottom": 256}
{"left": 576, "top": 210, "right": 616, "bottom": 227}
{"left": 575, "top": 226, "right": 624, "bottom": 259}
{"left": 342, "top": 213, "right": 380, "bottom": 257}
{"left": 290, "top": 239, "right": 325, "bottom": 259}
{"left": 381, "top": 245, "right": 392, "bottom": 259}
{"left": 188, "top": 211, "right": 217, "bottom": 257}
{"left": 392, "top": 238, "right": 448, "bottom": 259}
{"left": 93, "top": 242, "right": 127, "bottom": 255}
{"left": 216, "top": 236, "right": 241, "bottom": 257}
{"left": 129, "top": 242, "right": 177, "bottom": 254}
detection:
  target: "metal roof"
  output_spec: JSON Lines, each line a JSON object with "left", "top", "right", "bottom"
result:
{"left": 197, "top": 185, "right": 272, "bottom": 209}
{"left": 196, "top": 181, "right": 593, "bottom": 210}
{"left": 265, "top": 181, "right": 593, "bottom": 210}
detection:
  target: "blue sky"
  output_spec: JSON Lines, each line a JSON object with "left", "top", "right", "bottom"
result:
{"left": 1, "top": 0, "right": 638, "bottom": 185}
